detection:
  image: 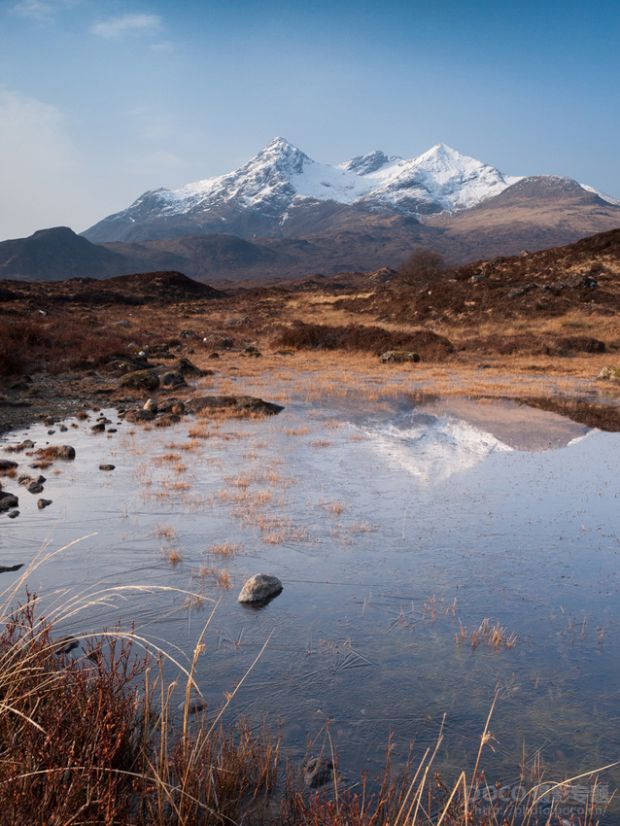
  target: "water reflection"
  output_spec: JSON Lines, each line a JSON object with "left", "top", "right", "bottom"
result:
{"left": 0, "top": 394, "right": 618, "bottom": 814}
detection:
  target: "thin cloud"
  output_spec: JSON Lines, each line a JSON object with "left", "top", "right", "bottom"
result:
{"left": 90, "top": 13, "right": 162, "bottom": 39}
{"left": 11, "top": 0, "right": 79, "bottom": 21}
{"left": 150, "top": 41, "right": 175, "bottom": 53}
{"left": 11, "top": 0, "right": 55, "bottom": 20}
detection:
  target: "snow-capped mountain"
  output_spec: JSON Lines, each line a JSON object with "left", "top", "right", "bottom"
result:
{"left": 83, "top": 137, "right": 616, "bottom": 244}
{"left": 84, "top": 138, "right": 520, "bottom": 242}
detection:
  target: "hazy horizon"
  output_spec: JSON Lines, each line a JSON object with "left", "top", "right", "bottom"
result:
{"left": 1, "top": 0, "right": 619, "bottom": 239}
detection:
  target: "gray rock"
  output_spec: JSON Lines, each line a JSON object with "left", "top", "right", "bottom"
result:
{"left": 0, "top": 492, "right": 18, "bottom": 512}
{"left": 7, "top": 439, "right": 34, "bottom": 452}
{"left": 177, "top": 697, "right": 207, "bottom": 714}
{"left": 379, "top": 350, "right": 421, "bottom": 364}
{"left": 18, "top": 474, "right": 46, "bottom": 487}
{"left": 175, "top": 357, "right": 204, "bottom": 377}
{"left": 124, "top": 408, "right": 155, "bottom": 423}
{"left": 34, "top": 445, "right": 75, "bottom": 461}
{"left": 7, "top": 510, "right": 19, "bottom": 519}
{"left": 238, "top": 574, "right": 283, "bottom": 604}
{"left": 304, "top": 756, "right": 335, "bottom": 788}
{"left": 160, "top": 370, "right": 187, "bottom": 389}
{"left": 120, "top": 369, "right": 160, "bottom": 392}
{"left": 37, "top": 498, "right": 52, "bottom": 510}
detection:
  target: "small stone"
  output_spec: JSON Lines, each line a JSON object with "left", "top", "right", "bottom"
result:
{"left": 34, "top": 445, "right": 75, "bottom": 461}
{"left": 37, "top": 498, "right": 52, "bottom": 510}
{"left": 379, "top": 350, "right": 421, "bottom": 364}
{"left": 0, "top": 460, "right": 18, "bottom": 473}
{"left": 177, "top": 697, "right": 207, "bottom": 714}
{"left": 91, "top": 421, "right": 106, "bottom": 433}
{"left": 143, "top": 398, "right": 158, "bottom": 414}
{"left": 0, "top": 492, "right": 18, "bottom": 512}
{"left": 99, "top": 464, "right": 115, "bottom": 471}
{"left": 6, "top": 439, "right": 34, "bottom": 452}
{"left": 304, "top": 756, "right": 335, "bottom": 789}
{"left": 7, "top": 511, "right": 19, "bottom": 519}
{"left": 238, "top": 574, "right": 283, "bottom": 604}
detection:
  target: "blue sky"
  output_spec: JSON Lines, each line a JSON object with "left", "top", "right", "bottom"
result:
{"left": 1, "top": 0, "right": 619, "bottom": 238}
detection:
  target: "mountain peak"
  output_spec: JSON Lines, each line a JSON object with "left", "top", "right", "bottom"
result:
{"left": 243, "top": 136, "right": 311, "bottom": 179}
{"left": 340, "top": 150, "right": 394, "bottom": 175}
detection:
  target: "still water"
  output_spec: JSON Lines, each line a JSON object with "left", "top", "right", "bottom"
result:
{"left": 1, "top": 393, "right": 619, "bottom": 812}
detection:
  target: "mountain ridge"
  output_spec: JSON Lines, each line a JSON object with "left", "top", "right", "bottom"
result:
{"left": 82, "top": 138, "right": 524, "bottom": 243}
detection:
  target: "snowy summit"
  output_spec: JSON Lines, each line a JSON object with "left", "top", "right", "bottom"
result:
{"left": 83, "top": 138, "right": 611, "bottom": 243}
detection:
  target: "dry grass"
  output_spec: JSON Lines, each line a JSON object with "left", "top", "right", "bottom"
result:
{"left": 323, "top": 500, "right": 346, "bottom": 515}
{"left": 155, "top": 524, "right": 177, "bottom": 541}
{"left": 456, "top": 618, "right": 518, "bottom": 651}
{"left": 164, "top": 547, "right": 183, "bottom": 566}
{"left": 0, "top": 315, "right": 130, "bottom": 376}
{"left": 208, "top": 542, "right": 241, "bottom": 557}
{"left": 198, "top": 566, "right": 232, "bottom": 589}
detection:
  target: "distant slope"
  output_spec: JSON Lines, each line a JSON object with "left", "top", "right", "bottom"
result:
{"left": 0, "top": 227, "right": 128, "bottom": 281}
{"left": 0, "top": 270, "right": 223, "bottom": 304}
{"left": 424, "top": 176, "right": 620, "bottom": 260}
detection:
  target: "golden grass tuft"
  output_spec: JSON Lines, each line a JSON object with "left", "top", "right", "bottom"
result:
{"left": 164, "top": 547, "right": 183, "bottom": 566}
{"left": 208, "top": 542, "right": 241, "bottom": 557}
